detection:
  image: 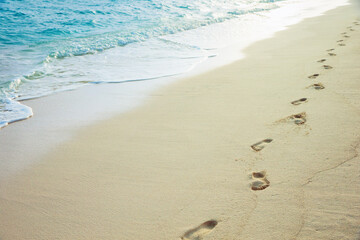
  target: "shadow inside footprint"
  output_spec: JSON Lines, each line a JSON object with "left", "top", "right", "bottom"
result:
{"left": 251, "top": 179, "right": 270, "bottom": 191}
{"left": 326, "top": 48, "right": 335, "bottom": 52}
{"left": 338, "top": 43, "right": 346, "bottom": 46}
{"left": 308, "top": 74, "right": 319, "bottom": 79}
{"left": 291, "top": 98, "right": 308, "bottom": 105}
{"left": 276, "top": 112, "right": 307, "bottom": 125}
{"left": 308, "top": 83, "right": 325, "bottom": 90}
{"left": 323, "top": 65, "right": 333, "bottom": 69}
{"left": 291, "top": 112, "right": 307, "bottom": 125}
{"left": 181, "top": 220, "right": 218, "bottom": 240}
{"left": 337, "top": 40, "right": 344, "bottom": 42}
{"left": 328, "top": 53, "right": 337, "bottom": 56}
{"left": 317, "top": 59, "right": 326, "bottom": 63}
{"left": 252, "top": 171, "right": 266, "bottom": 179}
{"left": 251, "top": 138, "right": 273, "bottom": 152}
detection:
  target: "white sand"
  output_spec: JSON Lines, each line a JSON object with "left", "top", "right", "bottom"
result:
{"left": 0, "top": 4, "right": 360, "bottom": 240}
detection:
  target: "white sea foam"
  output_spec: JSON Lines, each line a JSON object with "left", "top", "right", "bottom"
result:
{"left": 0, "top": 98, "right": 33, "bottom": 129}
{"left": 161, "top": 0, "right": 349, "bottom": 74}
{"left": 0, "top": 0, "right": 349, "bottom": 129}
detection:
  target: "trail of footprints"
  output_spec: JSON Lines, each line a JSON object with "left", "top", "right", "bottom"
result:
{"left": 247, "top": 22, "right": 357, "bottom": 190}
{"left": 179, "top": 20, "right": 359, "bottom": 239}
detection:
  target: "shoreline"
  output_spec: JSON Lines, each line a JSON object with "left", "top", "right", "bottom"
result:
{"left": 1, "top": 3, "right": 360, "bottom": 240}
{"left": 0, "top": 0, "right": 350, "bottom": 131}
{"left": 0, "top": 1, "right": 351, "bottom": 178}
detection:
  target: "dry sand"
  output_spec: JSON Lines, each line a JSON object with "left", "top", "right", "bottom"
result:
{"left": 1, "top": 4, "right": 360, "bottom": 240}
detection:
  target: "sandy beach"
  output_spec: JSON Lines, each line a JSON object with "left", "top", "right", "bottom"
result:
{"left": 1, "top": 3, "right": 360, "bottom": 240}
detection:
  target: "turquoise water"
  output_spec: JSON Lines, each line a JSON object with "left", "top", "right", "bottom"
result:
{"left": 0, "top": 0, "right": 347, "bottom": 128}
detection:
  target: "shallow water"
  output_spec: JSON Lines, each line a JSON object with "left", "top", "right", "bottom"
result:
{"left": 0, "top": 0, "right": 348, "bottom": 128}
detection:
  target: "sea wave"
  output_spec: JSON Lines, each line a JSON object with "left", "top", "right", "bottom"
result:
{"left": 0, "top": 0, "right": 348, "bottom": 129}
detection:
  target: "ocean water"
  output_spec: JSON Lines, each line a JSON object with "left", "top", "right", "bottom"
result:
{"left": 0, "top": 0, "right": 348, "bottom": 129}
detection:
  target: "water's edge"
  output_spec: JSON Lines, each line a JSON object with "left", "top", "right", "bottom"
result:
{"left": 0, "top": 0, "right": 348, "bottom": 129}
{"left": 0, "top": 2, "right": 351, "bottom": 179}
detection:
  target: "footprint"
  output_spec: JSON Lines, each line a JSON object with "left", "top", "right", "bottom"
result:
{"left": 317, "top": 59, "right": 326, "bottom": 63}
{"left": 323, "top": 65, "right": 333, "bottom": 69}
{"left": 349, "top": 28, "right": 355, "bottom": 31}
{"left": 328, "top": 53, "right": 337, "bottom": 57}
{"left": 308, "top": 83, "right": 325, "bottom": 90}
{"left": 250, "top": 171, "right": 270, "bottom": 191}
{"left": 338, "top": 43, "right": 346, "bottom": 46}
{"left": 341, "top": 32, "right": 347, "bottom": 35}
{"left": 181, "top": 220, "right": 218, "bottom": 240}
{"left": 276, "top": 112, "right": 307, "bottom": 125}
{"left": 344, "top": 35, "right": 350, "bottom": 38}
{"left": 291, "top": 98, "right": 308, "bottom": 105}
{"left": 290, "top": 112, "right": 307, "bottom": 125}
{"left": 326, "top": 48, "right": 335, "bottom": 52}
{"left": 251, "top": 181, "right": 270, "bottom": 191}
{"left": 251, "top": 138, "right": 273, "bottom": 152}
{"left": 252, "top": 171, "right": 266, "bottom": 179}
{"left": 308, "top": 74, "right": 319, "bottom": 79}
{"left": 337, "top": 40, "right": 344, "bottom": 42}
